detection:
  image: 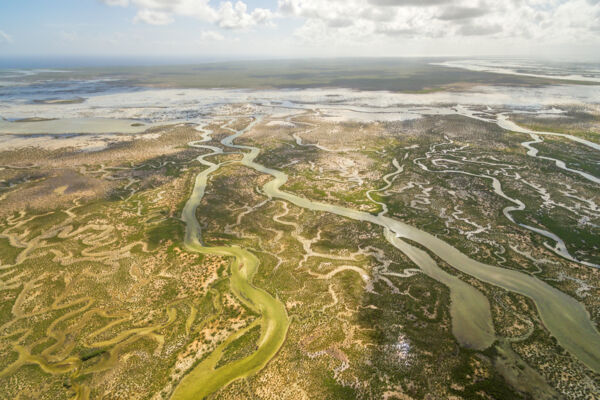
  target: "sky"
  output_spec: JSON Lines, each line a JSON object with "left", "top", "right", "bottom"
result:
{"left": 0, "top": 0, "right": 599, "bottom": 62}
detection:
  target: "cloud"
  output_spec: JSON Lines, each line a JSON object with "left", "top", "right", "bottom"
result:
{"left": 368, "top": 0, "right": 451, "bottom": 6}
{"left": 458, "top": 23, "right": 502, "bottom": 36}
{"left": 134, "top": 9, "right": 174, "bottom": 25}
{"left": 217, "top": 2, "right": 273, "bottom": 29}
{"left": 98, "top": 0, "right": 600, "bottom": 53}
{"left": 101, "top": 0, "right": 274, "bottom": 29}
{"left": 375, "top": 26, "right": 419, "bottom": 37}
{"left": 0, "top": 30, "right": 12, "bottom": 43}
{"left": 437, "top": 6, "right": 488, "bottom": 21}
{"left": 277, "top": 0, "right": 600, "bottom": 45}
{"left": 199, "top": 30, "right": 224, "bottom": 41}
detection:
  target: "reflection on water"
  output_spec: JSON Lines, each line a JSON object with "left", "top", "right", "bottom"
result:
{"left": 0, "top": 118, "right": 152, "bottom": 135}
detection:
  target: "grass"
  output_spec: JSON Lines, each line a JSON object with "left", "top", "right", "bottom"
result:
{"left": 321, "top": 371, "right": 357, "bottom": 399}
{"left": 215, "top": 325, "right": 260, "bottom": 369}
{"left": 147, "top": 218, "right": 185, "bottom": 248}
{"left": 0, "top": 237, "right": 22, "bottom": 264}
{"left": 80, "top": 348, "right": 107, "bottom": 362}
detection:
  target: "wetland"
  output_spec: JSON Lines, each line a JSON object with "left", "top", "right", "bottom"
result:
{"left": 1, "top": 59, "right": 599, "bottom": 399}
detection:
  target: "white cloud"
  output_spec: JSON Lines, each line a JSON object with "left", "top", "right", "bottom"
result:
{"left": 134, "top": 8, "right": 174, "bottom": 25}
{"left": 0, "top": 30, "right": 13, "bottom": 43}
{"left": 101, "top": 0, "right": 274, "bottom": 29}
{"left": 217, "top": 2, "right": 273, "bottom": 29}
{"left": 95, "top": 0, "right": 600, "bottom": 57}
{"left": 458, "top": 23, "right": 502, "bottom": 36}
{"left": 199, "top": 30, "right": 224, "bottom": 41}
{"left": 437, "top": 6, "right": 488, "bottom": 21}
{"left": 277, "top": 0, "right": 600, "bottom": 44}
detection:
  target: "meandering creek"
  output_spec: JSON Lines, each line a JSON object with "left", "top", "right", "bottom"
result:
{"left": 172, "top": 119, "right": 289, "bottom": 400}
{"left": 172, "top": 112, "right": 600, "bottom": 398}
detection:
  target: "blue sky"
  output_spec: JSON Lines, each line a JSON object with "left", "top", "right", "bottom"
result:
{"left": 1, "top": 0, "right": 599, "bottom": 61}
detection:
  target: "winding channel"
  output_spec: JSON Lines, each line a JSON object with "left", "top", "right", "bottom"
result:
{"left": 415, "top": 143, "right": 600, "bottom": 269}
{"left": 171, "top": 119, "right": 289, "bottom": 400}
{"left": 497, "top": 114, "right": 600, "bottom": 185}
{"left": 229, "top": 116, "right": 600, "bottom": 370}
{"left": 172, "top": 113, "right": 600, "bottom": 397}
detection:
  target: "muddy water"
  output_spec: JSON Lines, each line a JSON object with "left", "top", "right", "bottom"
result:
{"left": 0, "top": 117, "right": 154, "bottom": 134}
{"left": 172, "top": 119, "right": 289, "bottom": 400}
